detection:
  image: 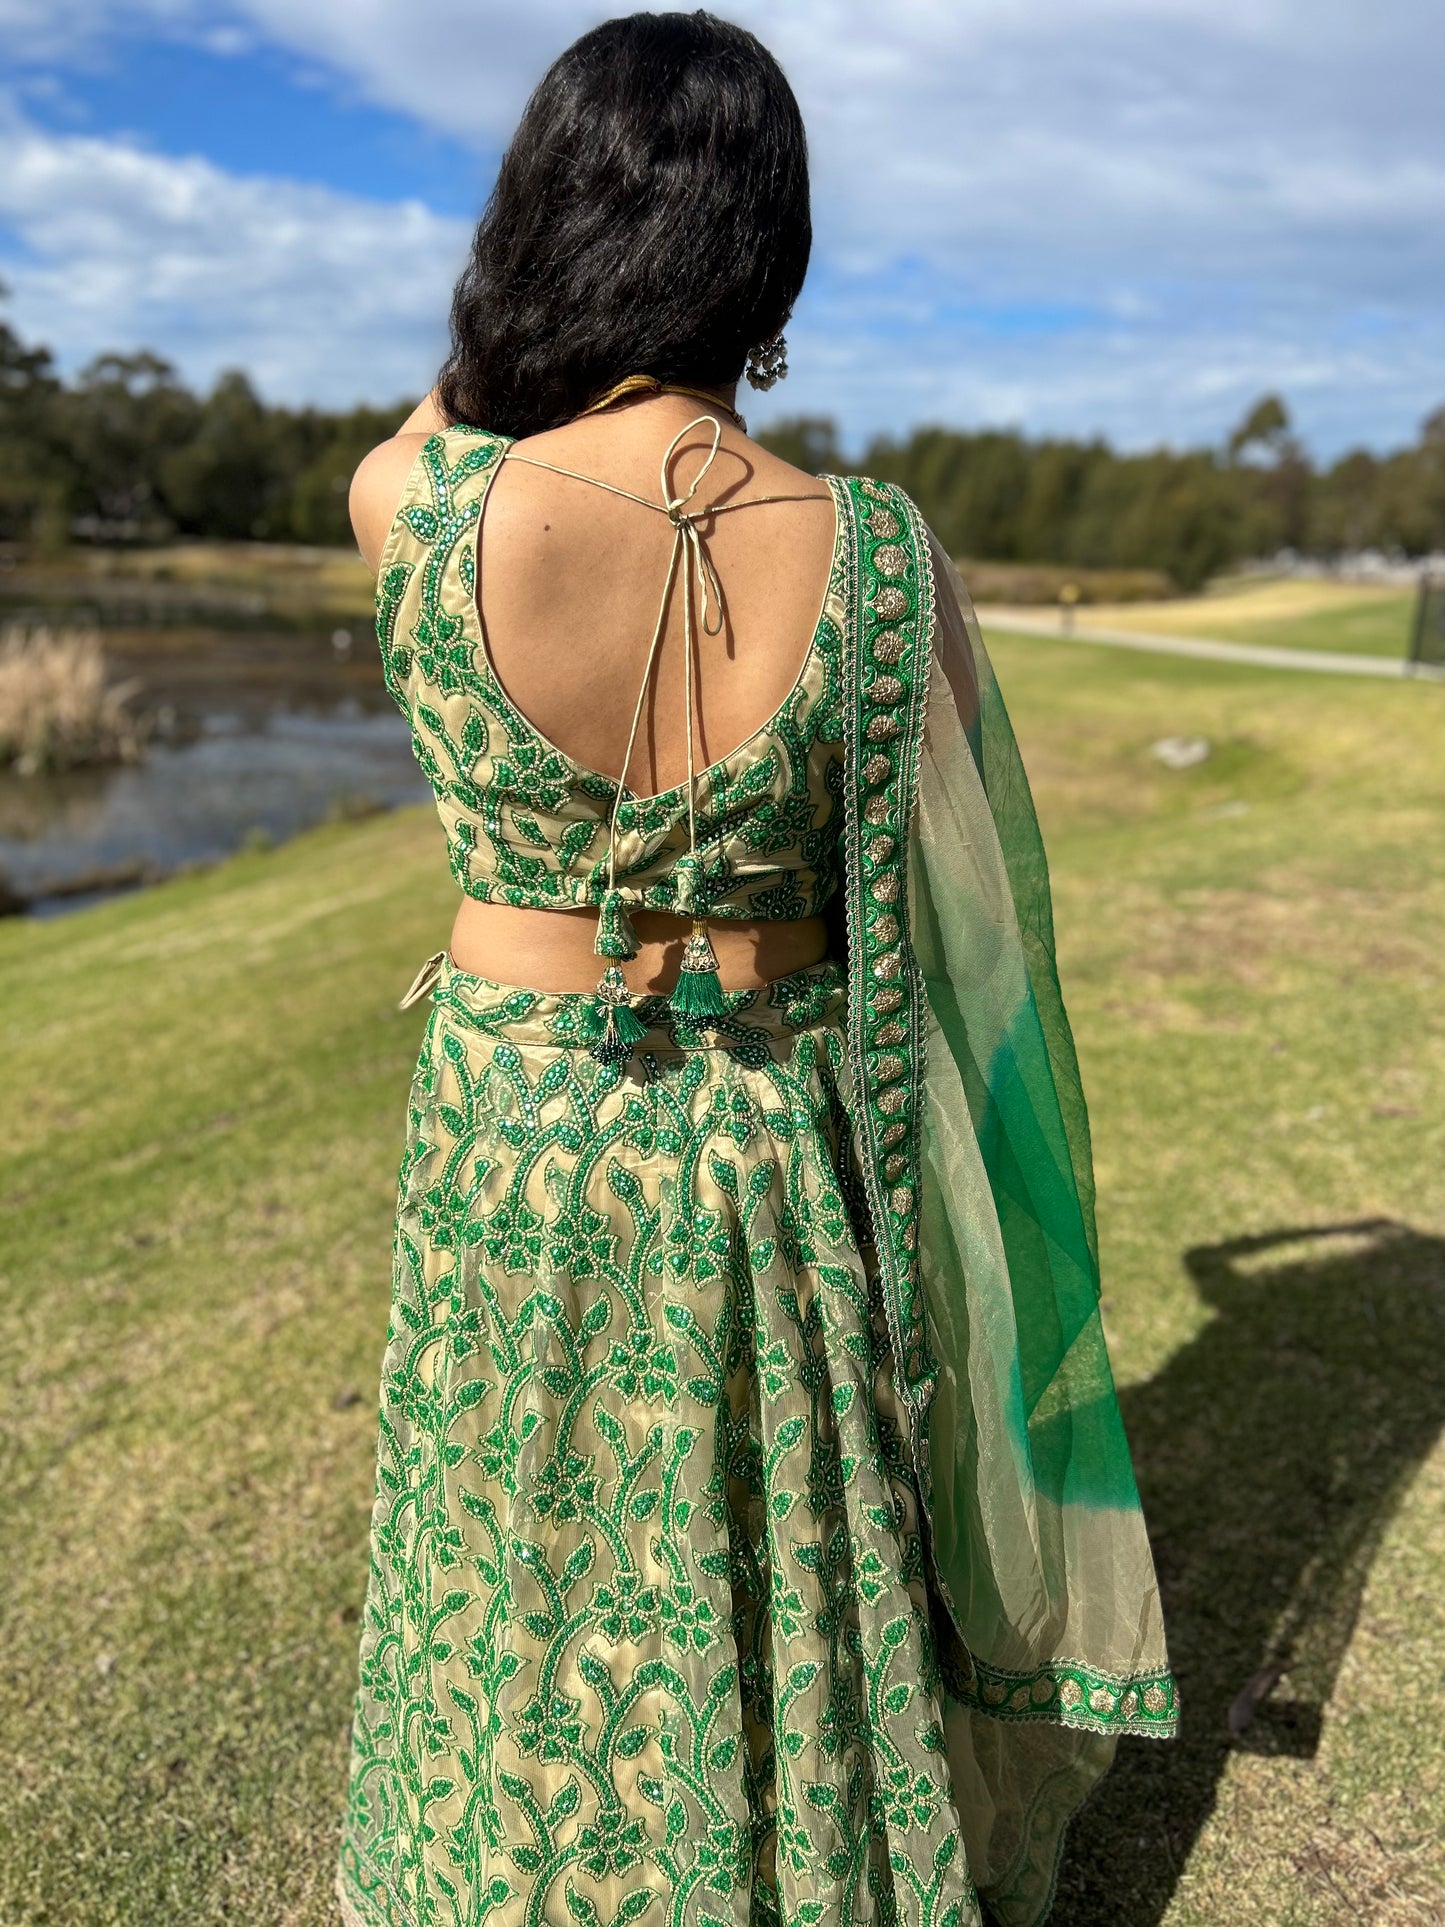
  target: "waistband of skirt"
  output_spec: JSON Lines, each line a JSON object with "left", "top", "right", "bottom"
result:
{"left": 417, "top": 951, "right": 846, "bottom": 1052}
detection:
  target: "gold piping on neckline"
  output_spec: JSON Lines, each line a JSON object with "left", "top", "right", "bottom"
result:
{"left": 576, "top": 372, "right": 746, "bottom": 434}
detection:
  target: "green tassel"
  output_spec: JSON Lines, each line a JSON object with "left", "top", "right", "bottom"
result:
{"left": 590, "top": 1014, "right": 630, "bottom": 1065}
{"left": 669, "top": 966, "right": 728, "bottom": 1021}
{"left": 668, "top": 923, "right": 730, "bottom": 1026}
{"left": 613, "top": 1001, "right": 649, "bottom": 1045}
{"left": 594, "top": 888, "right": 638, "bottom": 960}
{"left": 589, "top": 964, "right": 648, "bottom": 1065}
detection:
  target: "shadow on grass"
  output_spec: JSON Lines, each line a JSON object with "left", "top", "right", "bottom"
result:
{"left": 1053, "top": 1219, "right": 1445, "bottom": 1926}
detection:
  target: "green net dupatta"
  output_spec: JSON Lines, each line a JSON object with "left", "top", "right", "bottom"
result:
{"left": 835, "top": 478, "right": 1177, "bottom": 1926}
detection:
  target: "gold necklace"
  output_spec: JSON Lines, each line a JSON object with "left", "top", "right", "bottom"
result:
{"left": 575, "top": 372, "right": 747, "bottom": 433}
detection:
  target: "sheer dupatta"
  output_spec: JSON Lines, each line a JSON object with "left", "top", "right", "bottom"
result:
{"left": 833, "top": 479, "right": 1176, "bottom": 1927}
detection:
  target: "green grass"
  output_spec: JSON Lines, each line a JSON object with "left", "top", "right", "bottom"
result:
{"left": 1047, "top": 578, "right": 1418, "bottom": 659}
{"left": 1193, "top": 587, "right": 1416, "bottom": 658}
{"left": 3, "top": 634, "right": 1444, "bottom": 1925}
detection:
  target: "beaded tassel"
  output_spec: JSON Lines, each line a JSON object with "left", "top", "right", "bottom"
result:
{"left": 672, "top": 852, "right": 704, "bottom": 917}
{"left": 668, "top": 920, "right": 729, "bottom": 1026}
{"left": 594, "top": 887, "right": 639, "bottom": 961}
{"left": 589, "top": 963, "right": 648, "bottom": 1065}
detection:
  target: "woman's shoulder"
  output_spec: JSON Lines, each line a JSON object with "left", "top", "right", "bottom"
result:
{"left": 349, "top": 421, "right": 510, "bottom": 575}
{"left": 349, "top": 434, "right": 433, "bottom": 573}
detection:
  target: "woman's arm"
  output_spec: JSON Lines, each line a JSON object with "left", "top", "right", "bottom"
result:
{"left": 348, "top": 387, "right": 449, "bottom": 572}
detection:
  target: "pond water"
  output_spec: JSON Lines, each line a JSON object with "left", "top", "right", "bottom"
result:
{"left": 0, "top": 621, "right": 430, "bottom": 917}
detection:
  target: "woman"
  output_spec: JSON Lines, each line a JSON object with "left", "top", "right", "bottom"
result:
{"left": 337, "top": 15, "right": 1175, "bottom": 1927}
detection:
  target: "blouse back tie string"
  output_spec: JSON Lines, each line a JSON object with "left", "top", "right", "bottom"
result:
{"left": 499, "top": 414, "right": 794, "bottom": 1061}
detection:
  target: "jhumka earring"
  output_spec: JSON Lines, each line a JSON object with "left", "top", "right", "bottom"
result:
{"left": 745, "top": 332, "right": 788, "bottom": 391}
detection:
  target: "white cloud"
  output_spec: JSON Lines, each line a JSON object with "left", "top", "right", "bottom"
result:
{"left": 0, "top": 114, "right": 468, "bottom": 407}
{"left": 0, "top": 0, "right": 194, "bottom": 65}
{"left": 198, "top": 0, "right": 1445, "bottom": 298}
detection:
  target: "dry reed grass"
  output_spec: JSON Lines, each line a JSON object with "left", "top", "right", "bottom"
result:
{"left": 0, "top": 623, "right": 145, "bottom": 775}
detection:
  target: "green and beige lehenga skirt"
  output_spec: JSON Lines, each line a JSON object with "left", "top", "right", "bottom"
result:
{"left": 337, "top": 956, "right": 990, "bottom": 1927}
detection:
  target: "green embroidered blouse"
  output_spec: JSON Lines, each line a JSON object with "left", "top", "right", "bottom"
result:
{"left": 375, "top": 425, "right": 848, "bottom": 922}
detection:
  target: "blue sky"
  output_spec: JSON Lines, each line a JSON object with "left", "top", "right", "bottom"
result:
{"left": 1, "top": 0, "right": 1442, "bottom": 460}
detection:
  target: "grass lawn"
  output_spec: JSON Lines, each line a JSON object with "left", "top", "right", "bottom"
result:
{"left": 1039, "top": 577, "right": 1419, "bottom": 661}
{"left": 3, "top": 632, "right": 1443, "bottom": 1925}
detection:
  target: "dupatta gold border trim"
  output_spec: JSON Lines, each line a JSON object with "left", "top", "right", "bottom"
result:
{"left": 835, "top": 476, "right": 938, "bottom": 1468}
{"left": 954, "top": 1652, "right": 1179, "bottom": 1738}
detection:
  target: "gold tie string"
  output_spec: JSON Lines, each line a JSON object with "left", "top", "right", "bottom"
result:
{"left": 506, "top": 414, "right": 732, "bottom": 893}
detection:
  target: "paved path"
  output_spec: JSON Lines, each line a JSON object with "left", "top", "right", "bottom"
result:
{"left": 976, "top": 608, "right": 1445, "bottom": 682}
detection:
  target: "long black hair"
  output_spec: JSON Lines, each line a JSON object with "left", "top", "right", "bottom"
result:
{"left": 436, "top": 11, "right": 811, "bottom": 439}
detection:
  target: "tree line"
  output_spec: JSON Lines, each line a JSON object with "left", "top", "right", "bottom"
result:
{"left": 3, "top": 300, "right": 1442, "bottom": 590}
{"left": 0, "top": 305, "right": 392, "bottom": 551}
{"left": 762, "top": 398, "right": 1445, "bottom": 590}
